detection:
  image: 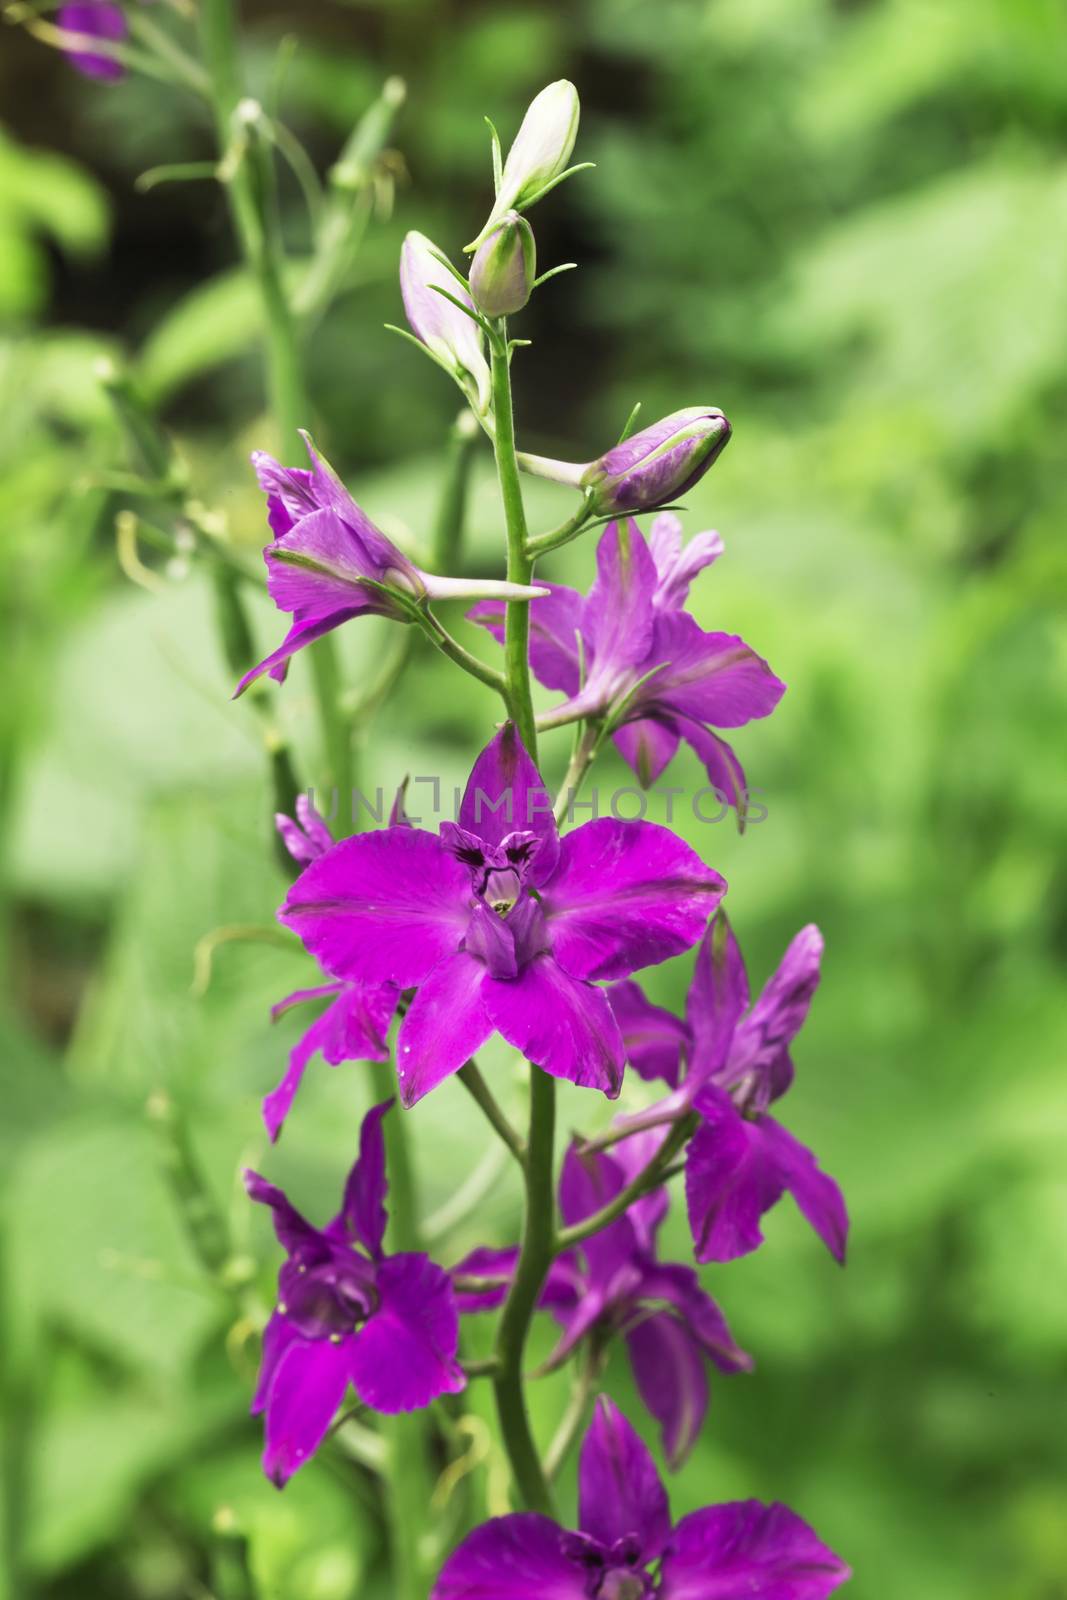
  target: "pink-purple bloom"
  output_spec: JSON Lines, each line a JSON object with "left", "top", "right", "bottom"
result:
{"left": 581, "top": 407, "right": 732, "bottom": 516}
{"left": 246, "top": 1099, "right": 465, "bottom": 1486}
{"left": 279, "top": 724, "right": 726, "bottom": 1107}
{"left": 470, "top": 515, "right": 784, "bottom": 812}
{"left": 432, "top": 1396, "right": 849, "bottom": 1598}
{"left": 454, "top": 1132, "right": 751, "bottom": 1469}
{"left": 236, "top": 434, "right": 544, "bottom": 696}
{"left": 57, "top": 1, "right": 127, "bottom": 80}
{"left": 609, "top": 916, "right": 849, "bottom": 1265}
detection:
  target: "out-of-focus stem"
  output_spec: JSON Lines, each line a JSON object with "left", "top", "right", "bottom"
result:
{"left": 458, "top": 1060, "right": 526, "bottom": 1166}
{"left": 432, "top": 410, "right": 480, "bottom": 573}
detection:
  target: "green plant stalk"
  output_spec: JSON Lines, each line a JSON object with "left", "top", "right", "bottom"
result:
{"left": 432, "top": 410, "right": 480, "bottom": 574}
{"left": 489, "top": 328, "right": 538, "bottom": 755}
{"left": 197, "top": 0, "right": 352, "bottom": 805}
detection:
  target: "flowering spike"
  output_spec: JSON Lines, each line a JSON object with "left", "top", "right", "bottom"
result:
{"left": 469, "top": 211, "right": 537, "bottom": 317}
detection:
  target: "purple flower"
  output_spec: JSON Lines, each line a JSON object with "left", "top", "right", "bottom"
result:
{"left": 235, "top": 433, "right": 545, "bottom": 695}
{"left": 581, "top": 407, "right": 732, "bottom": 516}
{"left": 470, "top": 516, "right": 784, "bottom": 813}
{"left": 454, "top": 1132, "right": 751, "bottom": 1469}
{"left": 401, "top": 232, "right": 492, "bottom": 412}
{"left": 246, "top": 1099, "right": 465, "bottom": 1485}
{"left": 608, "top": 916, "right": 849, "bottom": 1265}
{"left": 432, "top": 1396, "right": 850, "bottom": 1598}
{"left": 58, "top": 2, "right": 127, "bottom": 81}
{"left": 280, "top": 724, "right": 726, "bottom": 1106}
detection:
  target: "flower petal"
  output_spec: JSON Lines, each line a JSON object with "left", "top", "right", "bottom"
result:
{"left": 335, "top": 1099, "right": 393, "bottom": 1258}
{"left": 558, "top": 1142, "right": 638, "bottom": 1289}
{"left": 758, "top": 1116, "right": 849, "bottom": 1264}
{"left": 578, "top": 1397, "right": 671, "bottom": 1563}
{"left": 684, "top": 1089, "right": 784, "bottom": 1263}
{"left": 459, "top": 724, "right": 559, "bottom": 884}
{"left": 607, "top": 978, "right": 689, "bottom": 1087}
{"left": 280, "top": 827, "right": 470, "bottom": 987}
{"left": 626, "top": 1311, "right": 709, "bottom": 1471}
{"left": 243, "top": 1169, "right": 322, "bottom": 1257}
{"left": 467, "top": 584, "right": 585, "bottom": 696}
{"left": 581, "top": 519, "right": 658, "bottom": 689}
{"left": 235, "top": 607, "right": 364, "bottom": 696}
{"left": 729, "top": 926, "right": 823, "bottom": 1103}
{"left": 483, "top": 957, "right": 624, "bottom": 1096}
{"left": 452, "top": 1247, "right": 581, "bottom": 1313}
{"left": 395, "top": 953, "right": 494, "bottom": 1107}
{"left": 685, "top": 914, "right": 749, "bottom": 1085}
{"left": 432, "top": 1514, "right": 591, "bottom": 1600}
{"left": 263, "top": 982, "right": 398, "bottom": 1142}
{"left": 251, "top": 1311, "right": 300, "bottom": 1415}
{"left": 58, "top": 1, "right": 127, "bottom": 81}
{"left": 677, "top": 717, "right": 749, "bottom": 816}
{"left": 261, "top": 1334, "right": 351, "bottom": 1485}
{"left": 635, "top": 1262, "right": 752, "bottom": 1374}
{"left": 612, "top": 716, "right": 681, "bottom": 787}
{"left": 660, "top": 1501, "right": 850, "bottom": 1599}
{"left": 646, "top": 613, "right": 785, "bottom": 729}
{"left": 349, "top": 1253, "right": 465, "bottom": 1412}
{"left": 649, "top": 514, "right": 723, "bottom": 611}
{"left": 545, "top": 818, "right": 725, "bottom": 982}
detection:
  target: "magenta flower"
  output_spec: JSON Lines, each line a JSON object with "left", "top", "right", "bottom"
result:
{"left": 246, "top": 1099, "right": 465, "bottom": 1486}
{"left": 432, "top": 1396, "right": 850, "bottom": 1598}
{"left": 470, "top": 515, "right": 784, "bottom": 811}
{"left": 58, "top": 2, "right": 127, "bottom": 81}
{"left": 609, "top": 917, "right": 849, "bottom": 1265}
{"left": 581, "top": 407, "right": 732, "bottom": 515}
{"left": 280, "top": 724, "right": 726, "bottom": 1106}
{"left": 454, "top": 1131, "right": 751, "bottom": 1469}
{"left": 235, "top": 434, "right": 545, "bottom": 695}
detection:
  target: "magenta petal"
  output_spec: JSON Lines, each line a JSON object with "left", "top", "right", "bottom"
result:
{"left": 459, "top": 725, "right": 559, "bottom": 883}
{"left": 349, "top": 1253, "right": 465, "bottom": 1412}
{"left": 483, "top": 958, "right": 625, "bottom": 1096}
{"left": 280, "top": 827, "right": 469, "bottom": 987}
{"left": 686, "top": 916, "right": 749, "bottom": 1084}
{"left": 626, "top": 1311, "right": 709, "bottom": 1471}
{"left": 468, "top": 584, "right": 584, "bottom": 696}
{"left": 685, "top": 1089, "right": 784, "bottom": 1263}
{"left": 607, "top": 978, "right": 689, "bottom": 1087}
{"left": 677, "top": 718, "right": 749, "bottom": 815}
{"left": 578, "top": 1397, "right": 671, "bottom": 1562}
{"left": 261, "top": 1335, "right": 350, "bottom": 1485}
{"left": 243, "top": 1169, "right": 321, "bottom": 1256}
{"left": 581, "top": 519, "right": 658, "bottom": 682}
{"left": 558, "top": 1143, "right": 637, "bottom": 1288}
{"left": 730, "top": 926, "right": 823, "bottom": 1101}
{"left": 660, "top": 1501, "right": 850, "bottom": 1599}
{"left": 759, "top": 1116, "right": 849, "bottom": 1264}
{"left": 263, "top": 982, "right": 397, "bottom": 1143}
{"left": 58, "top": 2, "right": 127, "bottom": 81}
{"left": 395, "top": 953, "right": 493, "bottom": 1107}
{"left": 637, "top": 1263, "right": 753, "bottom": 1374}
{"left": 432, "top": 1514, "right": 590, "bottom": 1600}
{"left": 612, "top": 716, "right": 681, "bottom": 788}
{"left": 648, "top": 613, "right": 786, "bottom": 729}
{"left": 451, "top": 1244, "right": 520, "bottom": 1311}
{"left": 251, "top": 1311, "right": 300, "bottom": 1415}
{"left": 545, "top": 818, "right": 726, "bottom": 982}
{"left": 649, "top": 514, "right": 724, "bottom": 611}
{"left": 336, "top": 1099, "right": 392, "bottom": 1258}
{"left": 235, "top": 608, "right": 363, "bottom": 696}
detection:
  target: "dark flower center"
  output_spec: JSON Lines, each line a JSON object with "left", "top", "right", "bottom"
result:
{"left": 279, "top": 1246, "right": 378, "bottom": 1338}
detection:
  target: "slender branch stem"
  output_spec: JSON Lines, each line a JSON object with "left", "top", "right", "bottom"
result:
{"left": 458, "top": 1062, "right": 527, "bottom": 1166}
{"left": 417, "top": 611, "right": 507, "bottom": 695}
{"left": 526, "top": 505, "right": 614, "bottom": 560}
{"left": 555, "top": 1115, "right": 697, "bottom": 1254}
{"left": 553, "top": 721, "right": 604, "bottom": 827}
{"left": 489, "top": 326, "right": 538, "bottom": 755}
{"left": 492, "top": 1067, "right": 557, "bottom": 1515}
{"left": 545, "top": 1346, "right": 602, "bottom": 1480}
{"left": 432, "top": 411, "right": 480, "bottom": 574}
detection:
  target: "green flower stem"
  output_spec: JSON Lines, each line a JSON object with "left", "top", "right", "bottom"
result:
{"left": 458, "top": 1061, "right": 527, "bottom": 1166}
{"left": 489, "top": 327, "right": 539, "bottom": 755}
{"left": 197, "top": 0, "right": 352, "bottom": 806}
{"left": 417, "top": 610, "right": 507, "bottom": 695}
{"left": 553, "top": 721, "right": 604, "bottom": 827}
{"left": 432, "top": 410, "right": 481, "bottom": 574}
{"left": 555, "top": 1115, "right": 697, "bottom": 1254}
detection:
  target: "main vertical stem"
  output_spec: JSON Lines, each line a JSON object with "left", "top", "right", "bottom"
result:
{"left": 197, "top": 0, "right": 352, "bottom": 807}
{"left": 488, "top": 324, "right": 557, "bottom": 1516}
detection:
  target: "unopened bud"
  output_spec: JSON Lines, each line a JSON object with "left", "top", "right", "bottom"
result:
{"left": 469, "top": 212, "right": 537, "bottom": 317}
{"left": 400, "top": 231, "right": 491, "bottom": 413}
{"left": 581, "top": 407, "right": 732, "bottom": 514}
{"left": 469, "top": 80, "right": 580, "bottom": 247}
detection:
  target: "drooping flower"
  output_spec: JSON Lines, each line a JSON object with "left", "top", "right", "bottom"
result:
{"left": 235, "top": 433, "right": 544, "bottom": 695}
{"left": 246, "top": 1099, "right": 465, "bottom": 1485}
{"left": 400, "top": 232, "right": 492, "bottom": 412}
{"left": 57, "top": 2, "right": 127, "bottom": 81}
{"left": 581, "top": 407, "right": 732, "bottom": 515}
{"left": 608, "top": 915, "right": 849, "bottom": 1265}
{"left": 470, "top": 515, "right": 784, "bottom": 813}
{"left": 280, "top": 723, "right": 726, "bottom": 1106}
{"left": 265, "top": 799, "right": 399, "bottom": 1142}
{"left": 469, "top": 80, "right": 581, "bottom": 248}
{"left": 454, "top": 1131, "right": 751, "bottom": 1469}
{"left": 432, "top": 1396, "right": 850, "bottom": 1598}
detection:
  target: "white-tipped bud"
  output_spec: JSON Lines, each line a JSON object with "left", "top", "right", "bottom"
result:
{"left": 469, "top": 80, "right": 580, "bottom": 248}
{"left": 399, "top": 231, "right": 492, "bottom": 413}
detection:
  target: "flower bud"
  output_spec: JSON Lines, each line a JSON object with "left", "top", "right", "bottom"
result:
{"left": 400, "top": 231, "right": 491, "bottom": 413}
{"left": 469, "top": 80, "right": 580, "bottom": 247}
{"left": 580, "top": 407, "right": 732, "bottom": 514}
{"left": 469, "top": 212, "right": 537, "bottom": 318}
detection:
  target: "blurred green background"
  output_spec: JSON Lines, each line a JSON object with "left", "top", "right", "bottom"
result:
{"left": 3, "top": 0, "right": 1066, "bottom": 1596}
